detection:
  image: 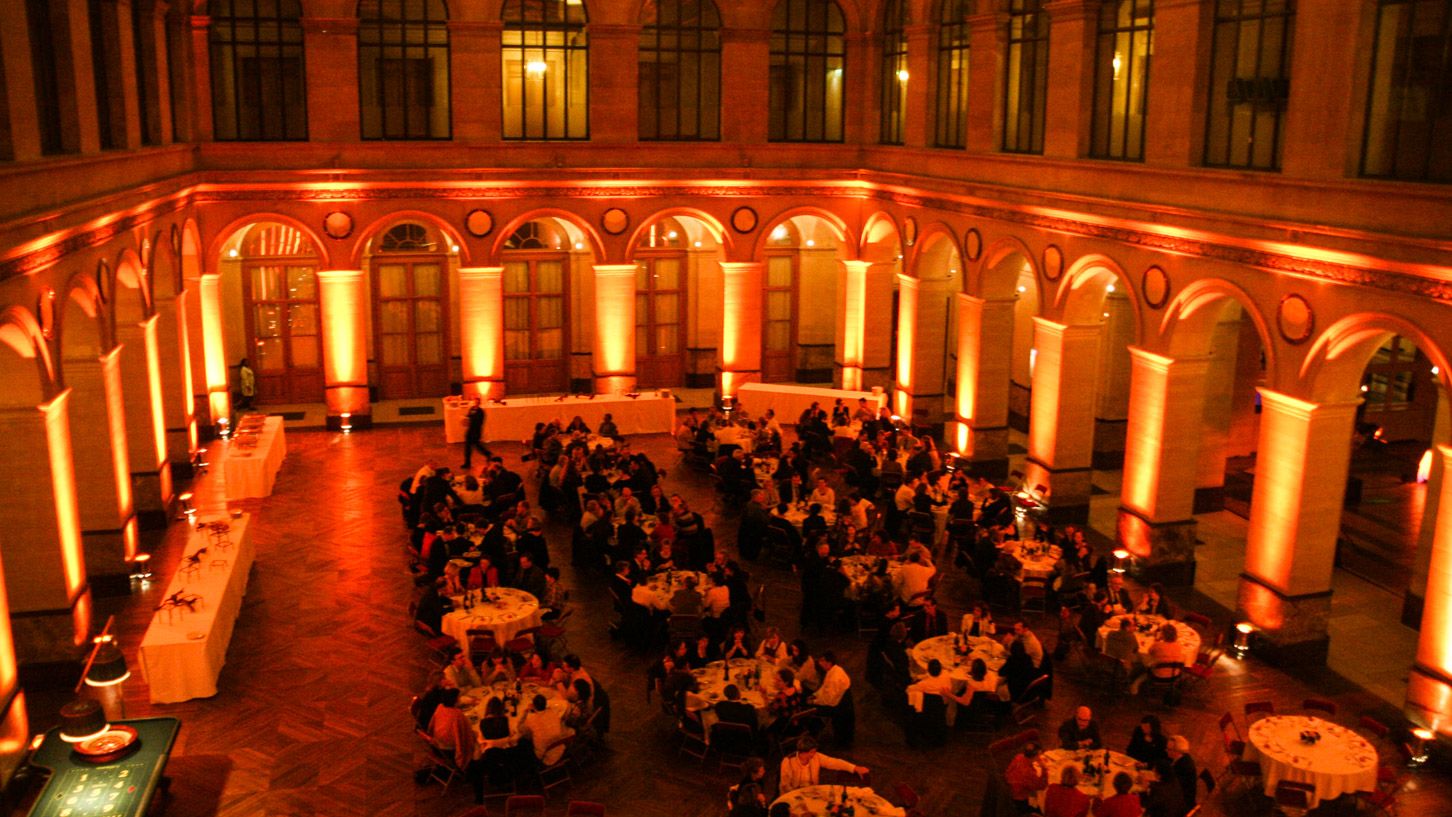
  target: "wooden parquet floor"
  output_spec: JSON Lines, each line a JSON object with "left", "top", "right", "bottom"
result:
{"left": 24, "top": 423, "right": 1452, "bottom": 817}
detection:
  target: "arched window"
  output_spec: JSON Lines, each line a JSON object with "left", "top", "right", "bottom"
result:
{"left": 935, "top": 0, "right": 973, "bottom": 149}
{"left": 372, "top": 222, "right": 450, "bottom": 397}
{"left": 502, "top": 0, "right": 588, "bottom": 140}
{"left": 769, "top": 0, "right": 846, "bottom": 143}
{"left": 1003, "top": 0, "right": 1048, "bottom": 154}
{"left": 359, "top": 0, "right": 451, "bottom": 140}
{"left": 208, "top": 0, "right": 307, "bottom": 141}
{"left": 880, "top": 0, "right": 907, "bottom": 145}
{"left": 1204, "top": 0, "right": 1294, "bottom": 171}
{"left": 1362, "top": 0, "right": 1452, "bottom": 182}
{"left": 639, "top": 0, "right": 721, "bottom": 141}
{"left": 1090, "top": 0, "right": 1153, "bottom": 161}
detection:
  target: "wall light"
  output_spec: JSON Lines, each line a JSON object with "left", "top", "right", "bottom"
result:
{"left": 1111, "top": 548, "right": 1130, "bottom": 574}
{"left": 1231, "top": 622, "right": 1255, "bottom": 659}
{"left": 1106, "top": 284, "right": 1116, "bottom": 293}
{"left": 1410, "top": 728, "right": 1434, "bottom": 766}
{"left": 227, "top": 248, "right": 239, "bottom": 259}
{"left": 805, "top": 239, "right": 816, "bottom": 248}
{"left": 340, "top": 412, "right": 353, "bottom": 434}
{"left": 526, "top": 61, "right": 548, "bottom": 74}
{"left": 573, "top": 241, "right": 584, "bottom": 250}
{"left": 1017, "top": 285, "right": 1028, "bottom": 294}
{"left": 896, "top": 69, "right": 910, "bottom": 82}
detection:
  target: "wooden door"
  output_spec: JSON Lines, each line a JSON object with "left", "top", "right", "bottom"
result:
{"left": 762, "top": 251, "right": 797, "bottom": 382}
{"left": 635, "top": 252, "right": 686, "bottom": 387}
{"left": 373, "top": 257, "right": 450, "bottom": 398}
{"left": 243, "top": 262, "right": 323, "bottom": 403}
{"left": 503, "top": 255, "right": 569, "bottom": 394}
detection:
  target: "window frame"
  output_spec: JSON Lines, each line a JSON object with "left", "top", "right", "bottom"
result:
{"left": 880, "top": 0, "right": 908, "bottom": 146}
{"left": 501, "top": 0, "right": 590, "bottom": 141}
{"left": 208, "top": 0, "right": 309, "bottom": 142}
{"left": 768, "top": 0, "right": 847, "bottom": 144}
{"left": 1089, "top": 0, "right": 1154, "bottom": 161}
{"left": 639, "top": 0, "right": 722, "bottom": 141}
{"left": 1203, "top": 0, "right": 1296, "bottom": 171}
{"left": 358, "top": 0, "right": 452, "bottom": 141}
{"left": 1002, "top": 0, "right": 1049, "bottom": 155}
{"left": 935, "top": 0, "right": 973, "bottom": 149}
{"left": 1360, "top": 0, "right": 1452, "bottom": 182}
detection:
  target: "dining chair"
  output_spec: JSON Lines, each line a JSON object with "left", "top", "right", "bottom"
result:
{"left": 415, "top": 729, "right": 461, "bottom": 794}
{"left": 1244, "top": 700, "right": 1275, "bottom": 721}
{"left": 1358, "top": 715, "right": 1390, "bottom": 740}
{"left": 1273, "top": 780, "right": 1315, "bottom": 817}
{"left": 1301, "top": 697, "right": 1338, "bottom": 717}
{"left": 565, "top": 802, "right": 606, "bottom": 817}
{"left": 504, "top": 794, "right": 546, "bottom": 817}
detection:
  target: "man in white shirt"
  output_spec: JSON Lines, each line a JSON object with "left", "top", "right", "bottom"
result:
{"left": 1010, "top": 620, "right": 1045, "bottom": 669}
{"left": 894, "top": 475, "right": 917, "bottom": 513}
{"left": 703, "top": 577, "right": 732, "bottom": 618}
{"left": 907, "top": 658, "right": 954, "bottom": 698}
{"left": 810, "top": 651, "right": 856, "bottom": 746}
{"left": 778, "top": 736, "right": 868, "bottom": 793}
{"left": 808, "top": 477, "right": 836, "bottom": 510}
{"left": 893, "top": 551, "right": 937, "bottom": 605}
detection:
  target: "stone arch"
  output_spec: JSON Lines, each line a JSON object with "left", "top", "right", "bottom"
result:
{"left": 208, "top": 212, "right": 331, "bottom": 270}
{"left": 753, "top": 206, "right": 855, "bottom": 259}
{"left": 151, "top": 229, "right": 180, "bottom": 300}
{"left": 111, "top": 250, "right": 151, "bottom": 327}
{"left": 975, "top": 234, "right": 1041, "bottom": 301}
{"left": 625, "top": 207, "right": 731, "bottom": 260}
{"left": 0, "top": 306, "right": 57, "bottom": 407}
{"left": 1159, "top": 277, "right": 1278, "bottom": 384}
{"left": 861, "top": 211, "right": 902, "bottom": 255}
{"left": 907, "top": 223, "right": 963, "bottom": 281}
{"left": 490, "top": 209, "right": 604, "bottom": 262}
{"left": 352, "top": 209, "right": 472, "bottom": 267}
{"left": 1302, "top": 313, "right": 1452, "bottom": 409}
{"left": 180, "top": 219, "right": 203, "bottom": 280}
{"left": 58, "top": 274, "right": 112, "bottom": 365}
{"left": 1055, "top": 252, "right": 1142, "bottom": 341}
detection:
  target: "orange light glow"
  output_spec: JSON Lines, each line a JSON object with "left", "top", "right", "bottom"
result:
{"left": 317, "top": 271, "right": 370, "bottom": 417}
{"left": 839, "top": 260, "right": 869, "bottom": 380}
{"left": 720, "top": 262, "right": 764, "bottom": 398}
{"left": 592, "top": 265, "right": 638, "bottom": 392}
{"left": 198, "top": 275, "right": 231, "bottom": 423}
{"left": 0, "top": 550, "right": 17, "bottom": 694}
{"left": 139, "top": 318, "right": 169, "bottom": 495}
{"left": 895, "top": 274, "right": 918, "bottom": 418}
{"left": 1120, "top": 349, "right": 1210, "bottom": 524}
{"left": 955, "top": 421, "right": 971, "bottom": 455}
{"left": 1415, "top": 446, "right": 1452, "bottom": 683}
{"left": 174, "top": 290, "right": 198, "bottom": 454}
{"left": 459, "top": 268, "right": 505, "bottom": 399}
{"left": 1421, "top": 449, "right": 1434, "bottom": 483}
{"left": 98, "top": 349, "right": 134, "bottom": 552}
{"left": 41, "top": 391, "right": 86, "bottom": 600}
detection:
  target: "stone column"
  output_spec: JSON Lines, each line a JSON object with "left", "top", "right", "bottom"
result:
{"left": 115, "top": 317, "right": 173, "bottom": 528}
{"left": 458, "top": 267, "right": 505, "bottom": 399}
{"left": 591, "top": 264, "right": 638, "bottom": 394}
{"left": 835, "top": 260, "right": 869, "bottom": 391}
{"left": 197, "top": 273, "right": 230, "bottom": 428}
{"left": 1279, "top": 0, "right": 1362, "bottom": 180}
{"left": 1117, "top": 349, "right": 1211, "bottom": 586}
{"left": 317, "top": 270, "right": 370, "bottom": 429}
{"left": 0, "top": 4, "right": 42, "bottom": 159}
{"left": 862, "top": 260, "right": 897, "bottom": 391}
{"left": 719, "top": 262, "right": 764, "bottom": 398}
{"left": 1237, "top": 389, "right": 1361, "bottom": 666}
{"left": 1406, "top": 444, "right": 1452, "bottom": 736}
{"left": 954, "top": 294, "right": 1016, "bottom": 481}
{"left": 1091, "top": 291, "right": 1134, "bottom": 469}
{"left": 153, "top": 293, "right": 196, "bottom": 473}
{"left": 188, "top": 15, "right": 214, "bottom": 142}
{"left": 1023, "top": 318, "right": 1101, "bottom": 523}
{"left": 893, "top": 273, "right": 919, "bottom": 420}
{"left": 0, "top": 392, "right": 93, "bottom": 665}
{"left": 301, "top": 17, "right": 359, "bottom": 142}
{"left": 61, "top": 348, "right": 136, "bottom": 595}
{"left": 1403, "top": 386, "right": 1450, "bottom": 626}
{"left": 110, "top": 0, "right": 144, "bottom": 150}
{"left": 1042, "top": 0, "right": 1096, "bottom": 159}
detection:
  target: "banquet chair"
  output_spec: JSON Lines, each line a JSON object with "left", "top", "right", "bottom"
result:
{"left": 536, "top": 610, "right": 571, "bottom": 659}
{"left": 416, "top": 730, "right": 462, "bottom": 793}
{"left": 1198, "top": 768, "right": 1216, "bottom": 801}
{"left": 908, "top": 511, "right": 936, "bottom": 544}
{"left": 894, "top": 783, "right": 926, "bottom": 817}
{"left": 1358, "top": 770, "right": 1406, "bottom": 815}
{"left": 710, "top": 722, "right": 756, "bottom": 773}
{"left": 1019, "top": 580, "right": 1049, "bottom": 615}
{"left": 1301, "top": 697, "right": 1337, "bottom": 717}
{"left": 468, "top": 629, "right": 500, "bottom": 659}
{"left": 1181, "top": 611, "right": 1213, "bottom": 635}
{"left": 413, "top": 618, "right": 459, "bottom": 663}
{"left": 565, "top": 802, "right": 607, "bottom": 817}
{"left": 1272, "top": 780, "right": 1315, "bottom": 817}
{"left": 1184, "top": 647, "right": 1224, "bottom": 686}
{"left": 1357, "top": 715, "right": 1390, "bottom": 741}
{"left": 505, "top": 627, "right": 538, "bottom": 658}
{"left": 535, "top": 738, "right": 574, "bottom": 796}
{"left": 1243, "top": 701, "right": 1275, "bottom": 721}
{"left": 1221, "top": 758, "right": 1262, "bottom": 794}
{"left": 1144, "top": 662, "right": 1185, "bottom": 706}
{"left": 668, "top": 614, "right": 704, "bottom": 642}
{"left": 504, "top": 794, "right": 547, "bottom": 816}
{"left": 1218, "top": 712, "right": 1246, "bottom": 758}
{"left": 677, "top": 711, "right": 709, "bottom": 763}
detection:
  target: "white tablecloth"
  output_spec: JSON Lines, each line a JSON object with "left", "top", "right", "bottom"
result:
{"left": 1035, "top": 749, "right": 1147, "bottom": 807}
{"left": 713, "top": 425, "right": 756, "bottom": 453}
{"left": 443, "top": 397, "right": 470, "bottom": 444}
{"left": 139, "top": 513, "right": 255, "bottom": 703}
{"left": 1247, "top": 715, "right": 1378, "bottom": 807}
{"left": 475, "top": 393, "right": 675, "bottom": 442}
{"left": 462, "top": 680, "right": 571, "bottom": 757}
{"left": 1094, "top": 615, "right": 1203, "bottom": 665}
{"left": 442, "top": 587, "right": 542, "bottom": 659}
{"left": 736, "top": 383, "right": 886, "bottom": 426}
{"left": 219, "top": 415, "right": 287, "bottom": 500}
{"left": 640, "top": 570, "right": 713, "bottom": 612}
{"left": 772, "top": 785, "right": 904, "bottom": 817}
{"left": 1005, "top": 541, "right": 1060, "bottom": 580}
{"left": 686, "top": 658, "right": 779, "bottom": 739}
{"left": 839, "top": 556, "right": 903, "bottom": 600}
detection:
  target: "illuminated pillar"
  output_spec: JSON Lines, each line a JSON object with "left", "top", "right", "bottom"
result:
{"left": 894, "top": 273, "right": 919, "bottom": 420}
{"left": 1237, "top": 389, "right": 1361, "bottom": 665}
{"left": 955, "top": 294, "right": 1018, "bottom": 480}
{"left": 317, "top": 270, "right": 371, "bottom": 429}
{"left": 153, "top": 292, "right": 197, "bottom": 469}
{"left": 719, "top": 261, "right": 763, "bottom": 399}
{"left": 1023, "top": 318, "right": 1101, "bottom": 524}
{"left": 591, "top": 264, "right": 637, "bottom": 394}
{"left": 116, "top": 316, "right": 173, "bottom": 527}
{"left": 0, "top": 547, "right": 28, "bottom": 785}
{"left": 198, "top": 273, "right": 231, "bottom": 427}
{"left": 0, "top": 391, "right": 93, "bottom": 662}
{"left": 1404, "top": 386, "right": 1449, "bottom": 626}
{"left": 835, "top": 260, "right": 868, "bottom": 391}
{"left": 1116, "top": 349, "right": 1211, "bottom": 586}
{"left": 1407, "top": 444, "right": 1452, "bottom": 736}
{"left": 459, "top": 267, "right": 505, "bottom": 400}
{"left": 1091, "top": 290, "right": 1134, "bottom": 469}
{"left": 62, "top": 348, "right": 137, "bottom": 592}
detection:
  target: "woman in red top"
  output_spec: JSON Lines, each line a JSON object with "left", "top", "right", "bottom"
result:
{"left": 1094, "top": 772, "right": 1144, "bottom": 817}
{"left": 1042, "top": 766, "right": 1091, "bottom": 817}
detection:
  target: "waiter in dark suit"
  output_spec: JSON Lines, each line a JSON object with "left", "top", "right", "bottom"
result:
{"left": 462, "top": 398, "right": 491, "bottom": 469}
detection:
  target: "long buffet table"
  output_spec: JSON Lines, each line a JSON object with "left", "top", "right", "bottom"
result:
{"left": 442, "top": 392, "right": 676, "bottom": 443}
{"left": 735, "top": 382, "right": 886, "bottom": 424}
{"left": 218, "top": 414, "right": 287, "bottom": 500}
{"left": 138, "top": 513, "right": 255, "bottom": 703}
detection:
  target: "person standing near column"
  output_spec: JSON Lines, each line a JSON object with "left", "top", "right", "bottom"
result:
{"left": 462, "top": 398, "right": 491, "bottom": 469}
{"left": 237, "top": 358, "right": 256, "bottom": 410}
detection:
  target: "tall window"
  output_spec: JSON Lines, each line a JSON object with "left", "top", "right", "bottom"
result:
{"left": 639, "top": 0, "right": 721, "bottom": 140}
{"left": 1204, "top": 0, "right": 1294, "bottom": 171}
{"left": 1362, "top": 0, "right": 1452, "bottom": 182}
{"left": 935, "top": 0, "right": 973, "bottom": 148}
{"left": 240, "top": 223, "right": 322, "bottom": 404}
{"left": 131, "top": 0, "right": 160, "bottom": 145}
{"left": 769, "top": 0, "right": 846, "bottom": 143}
{"left": 25, "top": 0, "right": 68, "bottom": 154}
{"left": 1091, "top": 0, "right": 1153, "bottom": 160}
{"left": 502, "top": 0, "right": 588, "bottom": 140}
{"left": 1003, "top": 0, "right": 1048, "bottom": 154}
{"left": 89, "top": 0, "right": 121, "bottom": 149}
{"left": 209, "top": 0, "right": 308, "bottom": 141}
{"left": 372, "top": 224, "right": 450, "bottom": 398}
{"left": 359, "top": 0, "right": 450, "bottom": 140}
{"left": 880, "top": 0, "right": 907, "bottom": 145}
{"left": 502, "top": 223, "right": 570, "bottom": 394}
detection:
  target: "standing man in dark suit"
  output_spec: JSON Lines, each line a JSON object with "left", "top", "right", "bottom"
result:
{"left": 462, "top": 398, "right": 491, "bottom": 469}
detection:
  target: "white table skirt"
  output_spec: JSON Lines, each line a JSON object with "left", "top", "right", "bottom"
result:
{"left": 220, "top": 416, "right": 287, "bottom": 500}
{"left": 139, "top": 513, "right": 255, "bottom": 703}
{"left": 1094, "top": 615, "right": 1203, "bottom": 665}
{"left": 736, "top": 383, "right": 886, "bottom": 426}
{"left": 442, "top": 588, "right": 542, "bottom": 658}
{"left": 773, "top": 786, "right": 904, "bottom": 817}
{"left": 469, "top": 393, "right": 676, "bottom": 442}
{"left": 1247, "top": 715, "right": 1378, "bottom": 807}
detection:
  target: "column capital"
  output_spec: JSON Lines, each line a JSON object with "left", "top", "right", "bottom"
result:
{"left": 839, "top": 259, "right": 873, "bottom": 274}
{"left": 1255, "top": 387, "right": 1363, "bottom": 420}
{"left": 957, "top": 292, "right": 1019, "bottom": 307}
{"left": 895, "top": 271, "right": 920, "bottom": 290}
{"left": 316, "top": 269, "right": 365, "bottom": 282}
{"left": 1031, "top": 316, "right": 1101, "bottom": 340}
{"left": 1126, "top": 346, "right": 1213, "bottom": 374}
{"left": 591, "top": 264, "right": 639, "bottom": 278}
{"left": 458, "top": 266, "right": 504, "bottom": 281}
{"left": 720, "top": 260, "right": 765, "bottom": 273}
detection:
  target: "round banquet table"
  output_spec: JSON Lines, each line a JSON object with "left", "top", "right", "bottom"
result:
{"left": 772, "top": 785, "right": 906, "bottom": 817}
{"left": 639, "top": 570, "right": 713, "bottom": 612}
{"left": 462, "top": 679, "right": 571, "bottom": 756}
{"left": 1094, "top": 614, "right": 1203, "bottom": 664}
{"left": 685, "top": 658, "right": 779, "bottom": 737}
{"left": 909, "top": 634, "right": 1009, "bottom": 680}
{"left": 1034, "top": 749, "right": 1148, "bottom": 808}
{"left": 839, "top": 555, "right": 903, "bottom": 601}
{"left": 442, "top": 587, "right": 542, "bottom": 659}
{"left": 1004, "top": 542, "right": 1060, "bottom": 579}
{"left": 714, "top": 425, "right": 756, "bottom": 453}
{"left": 773, "top": 504, "right": 838, "bottom": 530}
{"left": 1246, "top": 715, "right": 1378, "bottom": 807}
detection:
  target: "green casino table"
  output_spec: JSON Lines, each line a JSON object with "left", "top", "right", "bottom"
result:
{"left": 26, "top": 718, "right": 180, "bottom": 817}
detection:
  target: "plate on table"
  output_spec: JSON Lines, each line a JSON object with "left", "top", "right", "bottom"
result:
{"left": 74, "top": 725, "right": 139, "bottom": 763}
{"left": 187, "top": 631, "right": 206, "bottom": 641}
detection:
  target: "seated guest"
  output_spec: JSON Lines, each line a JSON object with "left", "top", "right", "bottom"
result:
{"left": 564, "top": 678, "right": 594, "bottom": 730}
{"left": 893, "top": 550, "right": 937, "bottom": 605}
{"left": 598, "top": 413, "right": 620, "bottom": 439}
{"left": 1058, "top": 706, "right": 1103, "bottom": 750}
{"left": 704, "top": 572, "right": 733, "bottom": 619}
{"left": 444, "top": 648, "right": 483, "bottom": 690}
{"left": 1126, "top": 715, "right": 1168, "bottom": 766}
{"left": 661, "top": 655, "right": 699, "bottom": 712}
{"left": 518, "top": 694, "right": 573, "bottom": 766}
{"left": 1008, "top": 621, "right": 1045, "bottom": 669}
{"left": 517, "top": 652, "right": 557, "bottom": 684}
{"left": 1104, "top": 616, "right": 1141, "bottom": 668}
{"left": 907, "top": 658, "right": 954, "bottom": 698}
{"left": 910, "top": 596, "right": 950, "bottom": 643}
{"left": 1097, "top": 773, "right": 1144, "bottom": 817}
{"left": 481, "top": 651, "right": 516, "bottom": 685}
{"left": 786, "top": 640, "right": 819, "bottom": 693}
{"left": 801, "top": 504, "right": 828, "bottom": 542}
{"left": 415, "top": 578, "right": 449, "bottom": 634}
{"left": 720, "top": 626, "right": 754, "bottom": 661}
{"left": 950, "top": 658, "right": 998, "bottom": 706}
{"left": 1166, "top": 735, "right": 1198, "bottom": 812}
{"left": 686, "top": 634, "right": 717, "bottom": 668}
{"left": 1105, "top": 573, "right": 1134, "bottom": 612}
{"left": 565, "top": 415, "right": 590, "bottom": 434}
{"left": 1000, "top": 640, "right": 1040, "bottom": 703}
{"left": 1136, "top": 583, "right": 1172, "bottom": 617}
{"left": 1004, "top": 741, "right": 1049, "bottom": 810}
{"left": 555, "top": 654, "right": 594, "bottom": 693}
{"left": 539, "top": 567, "right": 566, "bottom": 616}
{"left": 715, "top": 684, "right": 760, "bottom": 732}
{"left": 1043, "top": 766, "right": 1092, "bottom": 817}
{"left": 809, "top": 477, "right": 836, "bottom": 510}
{"left": 514, "top": 552, "right": 548, "bottom": 600}
{"left": 961, "top": 603, "right": 996, "bottom": 637}
{"left": 777, "top": 737, "right": 869, "bottom": 793}
{"left": 671, "top": 575, "right": 705, "bottom": 616}
{"left": 426, "top": 687, "right": 484, "bottom": 802}
{"left": 756, "top": 627, "right": 788, "bottom": 664}
{"left": 1131, "top": 624, "right": 1185, "bottom": 694}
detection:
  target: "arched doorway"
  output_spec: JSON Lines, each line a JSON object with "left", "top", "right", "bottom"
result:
{"left": 899, "top": 232, "right": 962, "bottom": 423}
{"left": 760, "top": 215, "right": 845, "bottom": 383}
{"left": 501, "top": 218, "right": 581, "bottom": 394}
{"left": 368, "top": 222, "right": 452, "bottom": 398}
{"left": 630, "top": 214, "right": 724, "bottom": 388}
{"left": 229, "top": 222, "right": 324, "bottom": 404}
